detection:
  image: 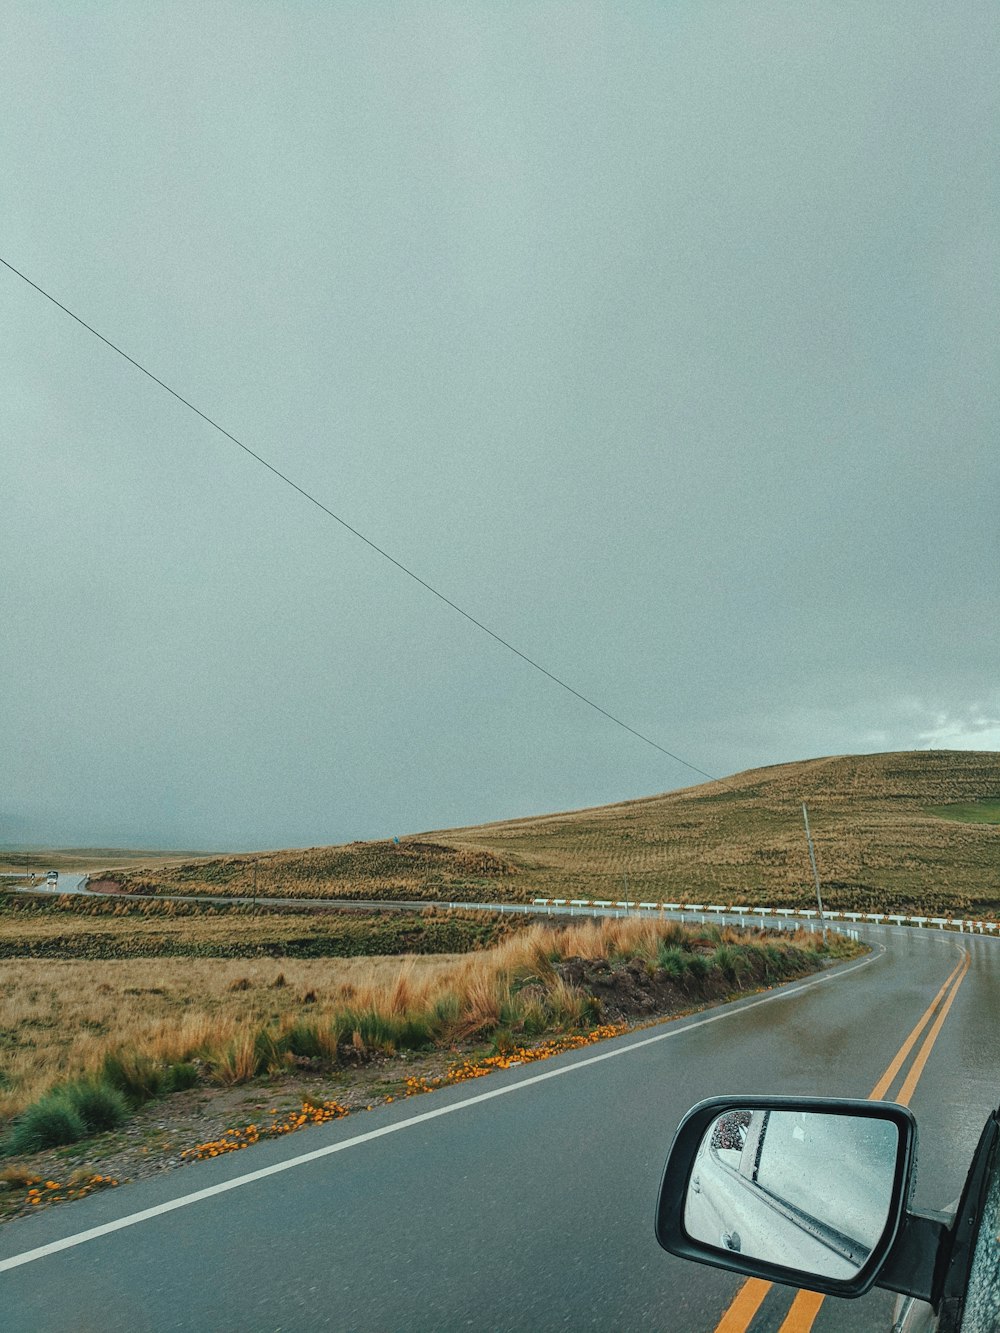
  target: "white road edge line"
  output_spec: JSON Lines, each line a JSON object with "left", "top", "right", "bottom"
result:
{"left": 0, "top": 947, "right": 884, "bottom": 1273}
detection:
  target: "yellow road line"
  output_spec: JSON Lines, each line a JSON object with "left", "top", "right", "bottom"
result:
{"left": 710, "top": 948, "right": 969, "bottom": 1333}
{"left": 714, "top": 1274, "right": 773, "bottom": 1327}
{"left": 777, "top": 1288, "right": 826, "bottom": 1331}
{"left": 869, "top": 954, "right": 966, "bottom": 1100}
{"left": 779, "top": 952, "right": 970, "bottom": 1333}
{"left": 897, "top": 953, "right": 970, "bottom": 1107}
{"left": 712, "top": 1278, "right": 771, "bottom": 1333}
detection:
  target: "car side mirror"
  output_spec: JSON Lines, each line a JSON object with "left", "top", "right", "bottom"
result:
{"left": 655, "top": 1096, "right": 918, "bottom": 1298}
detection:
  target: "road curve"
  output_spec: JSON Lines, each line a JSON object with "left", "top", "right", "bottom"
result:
{"left": 1, "top": 925, "right": 996, "bottom": 1331}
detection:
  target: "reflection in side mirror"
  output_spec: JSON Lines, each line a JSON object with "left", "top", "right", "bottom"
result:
{"left": 656, "top": 1097, "right": 917, "bottom": 1298}
{"left": 685, "top": 1108, "right": 899, "bottom": 1279}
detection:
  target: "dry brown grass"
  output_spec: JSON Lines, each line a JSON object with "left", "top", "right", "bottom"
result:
{"left": 0, "top": 917, "right": 843, "bottom": 1124}
{"left": 105, "top": 840, "right": 520, "bottom": 904}
{"left": 0, "top": 896, "right": 516, "bottom": 961}
{"left": 429, "top": 750, "right": 1000, "bottom": 912}
{"left": 0, "top": 952, "right": 460, "bottom": 1119}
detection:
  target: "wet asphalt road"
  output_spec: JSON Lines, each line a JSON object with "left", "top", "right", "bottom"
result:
{"left": 2, "top": 925, "right": 997, "bottom": 1332}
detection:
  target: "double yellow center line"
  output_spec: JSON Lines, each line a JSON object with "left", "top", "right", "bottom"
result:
{"left": 712, "top": 949, "right": 971, "bottom": 1333}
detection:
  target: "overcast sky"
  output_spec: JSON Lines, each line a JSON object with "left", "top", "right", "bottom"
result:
{"left": 3, "top": 3, "right": 998, "bottom": 851}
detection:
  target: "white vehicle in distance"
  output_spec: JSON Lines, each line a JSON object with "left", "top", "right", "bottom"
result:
{"left": 45, "top": 869, "right": 59, "bottom": 885}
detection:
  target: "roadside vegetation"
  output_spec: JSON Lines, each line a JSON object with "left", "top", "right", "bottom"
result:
{"left": 0, "top": 912, "right": 858, "bottom": 1160}
{"left": 0, "top": 893, "right": 521, "bottom": 959}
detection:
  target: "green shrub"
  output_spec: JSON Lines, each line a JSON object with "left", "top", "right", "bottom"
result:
{"left": 252, "top": 1031, "right": 288, "bottom": 1074}
{"left": 338, "top": 1008, "right": 432, "bottom": 1054}
{"left": 517, "top": 998, "right": 550, "bottom": 1036}
{"left": 392, "top": 1012, "right": 434, "bottom": 1051}
{"left": 658, "top": 921, "right": 687, "bottom": 949}
{"left": 763, "top": 944, "right": 788, "bottom": 979}
{"left": 430, "top": 993, "right": 462, "bottom": 1034}
{"left": 62, "top": 1079, "right": 129, "bottom": 1133}
{"left": 8, "top": 1095, "right": 87, "bottom": 1154}
{"left": 685, "top": 953, "right": 709, "bottom": 983}
{"left": 490, "top": 1028, "right": 517, "bottom": 1056}
{"left": 100, "top": 1052, "right": 164, "bottom": 1106}
{"left": 657, "top": 944, "right": 688, "bottom": 979}
{"left": 711, "top": 945, "right": 739, "bottom": 981}
{"left": 284, "top": 1022, "right": 325, "bottom": 1059}
{"left": 164, "top": 1061, "right": 200, "bottom": 1092}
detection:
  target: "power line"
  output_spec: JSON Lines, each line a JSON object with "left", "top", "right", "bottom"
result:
{"left": 1, "top": 254, "right": 717, "bottom": 783}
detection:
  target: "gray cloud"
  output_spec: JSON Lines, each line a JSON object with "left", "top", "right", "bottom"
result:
{"left": 3, "top": 2, "right": 997, "bottom": 848}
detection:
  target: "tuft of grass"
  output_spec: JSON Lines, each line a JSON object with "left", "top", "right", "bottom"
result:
{"left": 164, "top": 1061, "right": 199, "bottom": 1092}
{"left": 684, "top": 953, "right": 710, "bottom": 982}
{"left": 429, "top": 992, "right": 462, "bottom": 1040}
{"left": 513, "top": 996, "right": 550, "bottom": 1036}
{"left": 7, "top": 1095, "right": 87, "bottom": 1154}
{"left": 657, "top": 944, "right": 689, "bottom": 979}
{"left": 339, "top": 1007, "right": 433, "bottom": 1055}
{"left": 61, "top": 1079, "right": 129, "bottom": 1133}
{"left": 100, "top": 1053, "right": 164, "bottom": 1106}
{"left": 710, "top": 944, "right": 740, "bottom": 982}
{"left": 544, "top": 977, "right": 590, "bottom": 1028}
{"left": 283, "top": 1022, "right": 325, "bottom": 1061}
{"left": 210, "top": 1032, "right": 260, "bottom": 1086}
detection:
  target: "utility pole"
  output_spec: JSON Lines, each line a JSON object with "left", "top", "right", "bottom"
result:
{"left": 802, "top": 803, "right": 827, "bottom": 942}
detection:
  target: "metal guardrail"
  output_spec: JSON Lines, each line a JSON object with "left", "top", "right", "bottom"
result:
{"left": 528, "top": 898, "right": 998, "bottom": 933}
{"left": 13, "top": 878, "right": 987, "bottom": 938}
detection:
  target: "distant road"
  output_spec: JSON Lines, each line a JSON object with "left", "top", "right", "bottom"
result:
{"left": 13, "top": 873, "right": 91, "bottom": 896}
{"left": 0, "top": 923, "right": 995, "bottom": 1331}
{"left": 12, "top": 880, "right": 551, "bottom": 915}
{"left": 13, "top": 880, "right": 838, "bottom": 934}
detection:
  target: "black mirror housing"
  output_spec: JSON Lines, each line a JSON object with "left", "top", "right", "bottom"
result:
{"left": 655, "top": 1095, "right": 918, "bottom": 1298}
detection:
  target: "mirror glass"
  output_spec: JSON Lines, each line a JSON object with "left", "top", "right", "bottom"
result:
{"left": 683, "top": 1109, "right": 899, "bottom": 1279}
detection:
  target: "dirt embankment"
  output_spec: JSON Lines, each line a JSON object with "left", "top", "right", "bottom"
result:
{"left": 555, "top": 945, "right": 831, "bottom": 1024}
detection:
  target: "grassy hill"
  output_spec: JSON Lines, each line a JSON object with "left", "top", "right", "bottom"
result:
{"left": 431, "top": 750, "right": 1000, "bottom": 914}
{"left": 91, "top": 751, "right": 1000, "bottom": 916}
